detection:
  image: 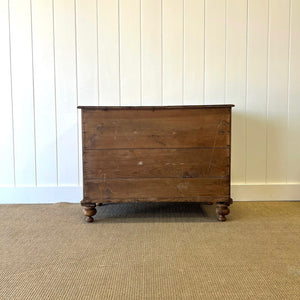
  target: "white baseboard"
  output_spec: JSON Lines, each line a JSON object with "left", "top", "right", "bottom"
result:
{"left": 232, "top": 184, "right": 300, "bottom": 201}
{"left": 0, "top": 184, "right": 299, "bottom": 204}
{"left": 0, "top": 186, "right": 82, "bottom": 204}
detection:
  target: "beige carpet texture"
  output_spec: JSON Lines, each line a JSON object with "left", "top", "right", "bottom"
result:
{"left": 1, "top": 201, "right": 299, "bottom": 300}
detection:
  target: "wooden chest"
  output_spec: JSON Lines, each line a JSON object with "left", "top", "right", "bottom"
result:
{"left": 78, "top": 105, "right": 234, "bottom": 222}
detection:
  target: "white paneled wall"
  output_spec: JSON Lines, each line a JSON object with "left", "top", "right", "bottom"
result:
{"left": 0, "top": 0, "right": 300, "bottom": 203}
{"left": 226, "top": 0, "right": 247, "bottom": 184}
{"left": 246, "top": 0, "right": 269, "bottom": 184}
{"left": 32, "top": 0, "right": 57, "bottom": 185}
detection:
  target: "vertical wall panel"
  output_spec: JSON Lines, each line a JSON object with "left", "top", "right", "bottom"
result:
{"left": 205, "top": 0, "right": 226, "bottom": 104}
{"left": 54, "top": 0, "right": 78, "bottom": 185}
{"left": 287, "top": 0, "right": 300, "bottom": 183}
{"left": 98, "top": 0, "right": 120, "bottom": 105}
{"left": 246, "top": 0, "right": 269, "bottom": 183}
{"left": 10, "top": 0, "right": 36, "bottom": 185}
{"left": 162, "top": 0, "right": 183, "bottom": 105}
{"left": 267, "top": 0, "right": 290, "bottom": 183}
{"left": 184, "top": 0, "right": 204, "bottom": 105}
{"left": 0, "top": 0, "right": 14, "bottom": 185}
{"left": 226, "top": 0, "right": 247, "bottom": 183}
{"left": 2, "top": 0, "right": 300, "bottom": 202}
{"left": 76, "top": 0, "right": 98, "bottom": 106}
{"left": 141, "top": 0, "right": 161, "bottom": 106}
{"left": 31, "top": 0, "right": 57, "bottom": 185}
{"left": 119, "top": 0, "right": 141, "bottom": 105}
{"left": 76, "top": 0, "right": 98, "bottom": 185}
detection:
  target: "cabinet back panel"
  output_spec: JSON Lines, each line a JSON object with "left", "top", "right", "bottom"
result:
{"left": 82, "top": 108, "right": 230, "bottom": 149}
{"left": 83, "top": 148, "right": 229, "bottom": 179}
{"left": 84, "top": 177, "right": 229, "bottom": 202}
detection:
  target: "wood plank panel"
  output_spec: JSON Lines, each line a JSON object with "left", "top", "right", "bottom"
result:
{"left": 119, "top": 0, "right": 141, "bottom": 105}
{"left": 82, "top": 108, "right": 231, "bottom": 149}
{"left": 84, "top": 177, "right": 229, "bottom": 202}
{"left": 0, "top": 0, "right": 15, "bottom": 185}
{"left": 205, "top": 0, "right": 226, "bottom": 104}
{"left": 226, "top": 0, "right": 247, "bottom": 183}
{"left": 287, "top": 0, "right": 300, "bottom": 183}
{"left": 83, "top": 148, "right": 229, "bottom": 179}
{"left": 98, "top": 0, "right": 119, "bottom": 105}
{"left": 141, "top": 0, "right": 161, "bottom": 105}
{"left": 246, "top": 0, "right": 269, "bottom": 183}
{"left": 267, "top": 0, "right": 290, "bottom": 183}
{"left": 54, "top": 0, "right": 79, "bottom": 185}
{"left": 78, "top": 111, "right": 83, "bottom": 185}
{"left": 76, "top": 0, "right": 98, "bottom": 106}
{"left": 162, "top": 0, "right": 183, "bottom": 105}
{"left": 184, "top": 0, "right": 204, "bottom": 105}
{"left": 31, "top": 0, "right": 57, "bottom": 185}
{"left": 10, "top": 0, "right": 36, "bottom": 185}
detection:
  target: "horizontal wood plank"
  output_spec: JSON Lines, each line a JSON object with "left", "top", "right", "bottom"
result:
{"left": 83, "top": 178, "right": 229, "bottom": 202}
{"left": 83, "top": 148, "right": 229, "bottom": 179}
{"left": 83, "top": 108, "right": 230, "bottom": 149}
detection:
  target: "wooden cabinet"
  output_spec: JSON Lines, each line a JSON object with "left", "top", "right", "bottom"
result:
{"left": 78, "top": 105, "right": 234, "bottom": 222}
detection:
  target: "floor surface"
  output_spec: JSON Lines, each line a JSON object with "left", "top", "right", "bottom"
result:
{"left": 0, "top": 201, "right": 299, "bottom": 299}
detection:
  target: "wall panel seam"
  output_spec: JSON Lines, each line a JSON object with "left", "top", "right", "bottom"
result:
{"left": 96, "top": 0, "right": 100, "bottom": 105}
{"left": 203, "top": 0, "right": 206, "bottom": 104}
{"left": 182, "top": 0, "right": 185, "bottom": 105}
{"left": 30, "top": 0, "right": 38, "bottom": 186}
{"left": 161, "top": 0, "right": 163, "bottom": 105}
{"left": 118, "top": 0, "right": 121, "bottom": 105}
{"left": 265, "top": 0, "right": 270, "bottom": 184}
{"left": 286, "top": 0, "right": 292, "bottom": 183}
{"left": 7, "top": 0, "right": 16, "bottom": 186}
{"left": 74, "top": 0, "right": 80, "bottom": 185}
{"left": 52, "top": 0, "right": 59, "bottom": 185}
{"left": 140, "top": 0, "right": 142, "bottom": 105}
{"left": 245, "top": 0, "right": 249, "bottom": 184}
{"left": 224, "top": 0, "right": 227, "bottom": 104}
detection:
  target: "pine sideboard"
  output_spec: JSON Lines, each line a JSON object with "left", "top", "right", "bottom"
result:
{"left": 78, "top": 105, "right": 234, "bottom": 222}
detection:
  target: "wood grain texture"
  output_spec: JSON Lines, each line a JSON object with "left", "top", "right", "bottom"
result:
{"left": 83, "top": 177, "right": 229, "bottom": 202}
{"left": 82, "top": 108, "right": 230, "bottom": 149}
{"left": 80, "top": 105, "right": 232, "bottom": 222}
{"left": 83, "top": 148, "right": 229, "bottom": 179}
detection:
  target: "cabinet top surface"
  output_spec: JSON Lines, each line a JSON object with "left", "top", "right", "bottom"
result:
{"left": 78, "top": 105, "right": 234, "bottom": 110}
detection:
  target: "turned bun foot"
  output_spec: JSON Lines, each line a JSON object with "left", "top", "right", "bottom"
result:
{"left": 83, "top": 206, "right": 97, "bottom": 223}
{"left": 216, "top": 203, "right": 230, "bottom": 222}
